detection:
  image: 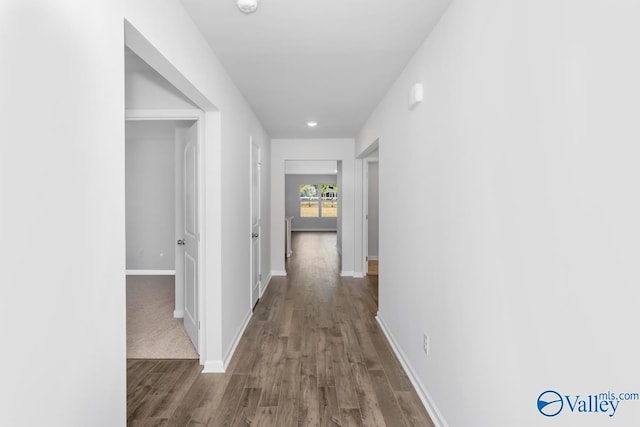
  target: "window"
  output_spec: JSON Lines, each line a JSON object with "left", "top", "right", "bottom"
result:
{"left": 299, "top": 184, "right": 318, "bottom": 217}
{"left": 299, "top": 184, "right": 338, "bottom": 218}
{"left": 320, "top": 184, "right": 338, "bottom": 217}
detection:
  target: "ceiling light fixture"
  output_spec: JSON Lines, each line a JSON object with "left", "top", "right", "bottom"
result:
{"left": 307, "top": 121, "right": 318, "bottom": 127}
{"left": 236, "top": 0, "right": 260, "bottom": 14}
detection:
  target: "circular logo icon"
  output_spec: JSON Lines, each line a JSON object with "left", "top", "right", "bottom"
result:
{"left": 537, "top": 390, "right": 563, "bottom": 417}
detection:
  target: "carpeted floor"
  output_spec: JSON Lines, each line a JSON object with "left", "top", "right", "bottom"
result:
{"left": 126, "top": 275, "right": 198, "bottom": 359}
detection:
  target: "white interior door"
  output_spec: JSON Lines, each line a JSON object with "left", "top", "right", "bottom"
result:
{"left": 176, "top": 122, "right": 199, "bottom": 350}
{"left": 250, "top": 139, "right": 261, "bottom": 309}
{"left": 367, "top": 161, "right": 379, "bottom": 262}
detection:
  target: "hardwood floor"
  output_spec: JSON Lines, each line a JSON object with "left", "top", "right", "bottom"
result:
{"left": 127, "top": 232, "right": 434, "bottom": 427}
{"left": 365, "top": 277, "right": 378, "bottom": 309}
{"left": 367, "top": 260, "right": 378, "bottom": 276}
{"left": 366, "top": 260, "right": 378, "bottom": 306}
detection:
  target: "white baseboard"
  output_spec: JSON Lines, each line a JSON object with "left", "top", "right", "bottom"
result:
{"left": 173, "top": 309, "right": 184, "bottom": 318}
{"left": 340, "top": 271, "right": 354, "bottom": 277}
{"left": 202, "top": 360, "right": 225, "bottom": 373}
{"left": 222, "top": 309, "right": 253, "bottom": 370}
{"left": 367, "top": 255, "right": 379, "bottom": 261}
{"left": 126, "top": 269, "right": 176, "bottom": 276}
{"left": 260, "top": 273, "right": 273, "bottom": 297}
{"left": 376, "top": 314, "right": 448, "bottom": 427}
{"left": 271, "top": 270, "right": 287, "bottom": 277}
{"left": 353, "top": 272, "right": 365, "bottom": 279}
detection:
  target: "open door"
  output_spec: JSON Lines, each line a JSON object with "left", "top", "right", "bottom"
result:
{"left": 175, "top": 123, "right": 199, "bottom": 351}
{"left": 250, "top": 139, "right": 261, "bottom": 309}
{"left": 366, "top": 160, "right": 379, "bottom": 306}
{"left": 367, "top": 161, "right": 379, "bottom": 269}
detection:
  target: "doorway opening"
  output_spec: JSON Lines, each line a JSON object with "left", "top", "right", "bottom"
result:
{"left": 362, "top": 152, "right": 380, "bottom": 305}
{"left": 284, "top": 160, "right": 340, "bottom": 273}
{"left": 125, "top": 119, "right": 200, "bottom": 359}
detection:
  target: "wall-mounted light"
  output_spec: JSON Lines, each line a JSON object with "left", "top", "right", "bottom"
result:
{"left": 307, "top": 121, "right": 318, "bottom": 127}
{"left": 236, "top": 0, "right": 260, "bottom": 14}
{"left": 409, "top": 83, "right": 423, "bottom": 109}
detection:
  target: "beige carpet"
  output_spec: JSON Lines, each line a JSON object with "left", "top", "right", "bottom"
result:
{"left": 126, "top": 275, "right": 198, "bottom": 359}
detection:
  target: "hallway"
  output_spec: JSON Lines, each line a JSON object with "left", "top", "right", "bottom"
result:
{"left": 127, "top": 232, "right": 434, "bottom": 426}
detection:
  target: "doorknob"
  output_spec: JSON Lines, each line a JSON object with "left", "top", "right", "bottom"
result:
{"left": 251, "top": 233, "right": 259, "bottom": 238}
{"left": 177, "top": 239, "right": 186, "bottom": 245}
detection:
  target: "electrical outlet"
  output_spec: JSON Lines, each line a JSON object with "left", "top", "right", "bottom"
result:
{"left": 423, "top": 333, "right": 430, "bottom": 356}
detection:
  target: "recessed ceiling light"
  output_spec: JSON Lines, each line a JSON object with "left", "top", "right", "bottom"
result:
{"left": 307, "top": 121, "right": 318, "bottom": 127}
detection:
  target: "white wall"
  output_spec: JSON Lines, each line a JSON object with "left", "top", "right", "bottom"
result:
{"left": 125, "top": 54, "right": 198, "bottom": 109}
{"left": 0, "top": 1, "right": 125, "bottom": 426}
{"left": 285, "top": 160, "right": 337, "bottom": 175}
{"left": 285, "top": 174, "right": 338, "bottom": 231}
{"left": 271, "top": 139, "right": 355, "bottom": 276}
{"left": 126, "top": 121, "right": 188, "bottom": 270}
{"left": 124, "top": 0, "right": 271, "bottom": 371}
{"left": 357, "top": 1, "right": 640, "bottom": 426}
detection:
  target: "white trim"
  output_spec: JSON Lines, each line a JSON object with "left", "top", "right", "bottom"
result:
{"left": 353, "top": 272, "right": 365, "bottom": 279}
{"left": 376, "top": 314, "right": 448, "bottom": 427}
{"left": 222, "top": 309, "right": 253, "bottom": 370}
{"left": 271, "top": 270, "right": 287, "bottom": 277}
{"left": 250, "top": 137, "right": 262, "bottom": 311}
{"left": 202, "top": 360, "right": 225, "bottom": 373}
{"left": 367, "top": 255, "right": 379, "bottom": 261}
{"left": 362, "top": 157, "right": 379, "bottom": 280}
{"left": 260, "top": 273, "right": 273, "bottom": 297}
{"left": 173, "top": 309, "right": 184, "bottom": 318}
{"left": 196, "top": 112, "right": 211, "bottom": 367}
{"left": 340, "top": 271, "right": 354, "bottom": 277}
{"left": 292, "top": 228, "right": 338, "bottom": 232}
{"left": 357, "top": 138, "right": 380, "bottom": 159}
{"left": 125, "top": 109, "right": 203, "bottom": 121}
{"left": 125, "top": 269, "right": 176, "bottom": 276}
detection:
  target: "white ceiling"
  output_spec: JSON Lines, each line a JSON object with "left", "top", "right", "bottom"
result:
{"left": 180, "top": 0, "right": 449, "bottom": 138}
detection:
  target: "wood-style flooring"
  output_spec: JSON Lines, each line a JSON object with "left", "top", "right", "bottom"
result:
{"left": 127, "top": 231, "right": 434, "bottom": 427}
{"left": 366, "top": 260, "right": 378, "bottom": 306}
{"left": 367, "top": 260, "right": 378, "bottom": 276}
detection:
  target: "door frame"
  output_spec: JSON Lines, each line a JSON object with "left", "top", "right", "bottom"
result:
{"left": 125, "top": 108, "right": 205, "bottom": 363}
{"left": 250, "top": 137, "right": 261, "bottom": 309}
{"left": 362, "top": 157, "right": 379, "bottom": 275}
{"left": 356, "top": 137, "right": 379, "bottom": 277}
